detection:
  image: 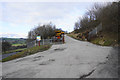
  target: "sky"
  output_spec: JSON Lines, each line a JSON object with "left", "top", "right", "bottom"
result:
{"left": 0, "top": 0, "right": 116, "bottom": 38}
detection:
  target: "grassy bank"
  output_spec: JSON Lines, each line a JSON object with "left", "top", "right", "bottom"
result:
{"left": 67, "top": 32, "right": 118, "bottom": 46}
{"left": 2, "top": 45, "right": 51, "bottom": 62}
{"left": 67, "top": 33, "right": 81, "bottom": 40}
{"left": 2, "top": 48, "right": 26, "bottom": 54}
{"left": 89, "top": 32, "right": 118, "bottom": 46}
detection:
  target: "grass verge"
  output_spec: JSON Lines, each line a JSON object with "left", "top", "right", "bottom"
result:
{"left": 90, "top": 37, "right": 115, "bottom": 46}
{"left": 89, "top": 32, "right": 118, "bottom": 46}
{"left": 2, "top": 48, "right": 26, "bottom": 54}
{"left": 67, "top": 33, "right": 81, "bottom": 40}
{"left": 12, "top": 43, "right": 26, "bottom": 47}
{"left": 67, "top": 32, "right": 118, "bottom": 46}
{"left": 1, "top": 45, "right": 51, "bottom": 62}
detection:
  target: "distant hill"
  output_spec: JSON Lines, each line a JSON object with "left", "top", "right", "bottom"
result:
{"left": 1, "top": 38, "right": 27, "bottom": 44}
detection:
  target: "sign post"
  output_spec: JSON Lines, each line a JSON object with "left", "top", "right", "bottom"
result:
{"left": 62, "top": 34, "right": 64, "bottom": 43}
{"left": 39, "top": 41, "right": 40, "bottom": 46}
{"left": 61, "top": 32, "right": 65, "bottom": 43}
{"left": 37, "top": 36, "right": 41, "bottom": 46}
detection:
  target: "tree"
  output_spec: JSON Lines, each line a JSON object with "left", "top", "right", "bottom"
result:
{"left": 2, "top": 41, "right": 11, "bottom": 52}
{"left": 74, "top": 1, "right": 119, "bottom": 34}
{"left": 27, "top": 22, "right": 56, "bottom": 41}
{"left": 74, "top": 22, "right": 80, "bottom": 30}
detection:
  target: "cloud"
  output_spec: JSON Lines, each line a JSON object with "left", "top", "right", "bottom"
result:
{"left": 3, "top": 3, "right": 89, "bottom": 24}
{"left": 2, "top": 2, "right": 74, "bottom": 24}
{"left": 1, "top": 1, "right": 116, "bottom": 38}
{"left": 0, "top": 32, "right": 27, "bottom": 38}
{"left": 2, "top": 2, "right": 90, "bottom": 32}
{"left": 0, "top": 0, "right": 117, "bottom": 2}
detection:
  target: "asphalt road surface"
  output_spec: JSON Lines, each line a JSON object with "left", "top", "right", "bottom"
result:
{"left": 1, "top": 35, "right": 117, "bottom": 78}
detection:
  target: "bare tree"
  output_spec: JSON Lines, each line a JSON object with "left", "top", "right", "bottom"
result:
{"left": 74, "top": 1, "right": 119, "bottom": 33}
{"left": 27, "top": 22, "right": 56, "bottom": 41}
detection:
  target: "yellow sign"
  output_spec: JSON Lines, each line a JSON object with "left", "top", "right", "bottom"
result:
{"left": 61, "top": 32, "right": 64, "bottom": 34}
{"left": 56, "top": 33, "right": 61, "bottom": 36}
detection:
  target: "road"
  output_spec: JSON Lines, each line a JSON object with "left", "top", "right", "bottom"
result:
{"left": 1, "top": 35, "right": 117, "bottom": 78}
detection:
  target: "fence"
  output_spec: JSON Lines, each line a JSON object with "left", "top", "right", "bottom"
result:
{"left": 0, "top": 41, "right": 1, "bottom": 60}
{"left": 27, "top": 39, "right": 52, "bottom": 48}
{"left": 27, "top": 38, "right": 63, "bottom": 48}
{"left": 27, "top": 40, "right": 36, "bottom": 48}
{"left": 88, "top": 23, "right": 102, "bottom": 39}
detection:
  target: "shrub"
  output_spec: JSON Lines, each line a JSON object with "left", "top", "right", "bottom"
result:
{"left": 2, "top": 41, "right": 11, "bottom": 52}
{"left": 104, "top": 40, "right": 113, "bottom": 46}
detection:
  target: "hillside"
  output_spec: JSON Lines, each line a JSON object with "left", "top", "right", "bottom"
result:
{"left": 70, "top": 1, "right": 119, "bottom": 46}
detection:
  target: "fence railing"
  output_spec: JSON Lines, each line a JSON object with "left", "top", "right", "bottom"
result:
{"left": 88, "top": 23, "right": 102, "bottom": 39}
{"left": 27, "top": 40, "right": 36, "bottom": 48}
{"left": 27, "top": 38, "right": 63, "bottom": 48}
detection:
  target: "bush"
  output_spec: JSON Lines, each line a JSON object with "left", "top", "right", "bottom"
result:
{"left": 104, "top": 40, "right": 113, "bottom": 46}
{"left": 2, "top": 41, "right": 11, "bottom": 52}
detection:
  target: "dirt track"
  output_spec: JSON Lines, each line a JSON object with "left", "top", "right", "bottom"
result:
{"left": 1, "top": 35, "right": 118, "bottom": 78}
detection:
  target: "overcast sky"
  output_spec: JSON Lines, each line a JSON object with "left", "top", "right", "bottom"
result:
{"left": 0, "top": 0, "right": 116, "bottom": 38}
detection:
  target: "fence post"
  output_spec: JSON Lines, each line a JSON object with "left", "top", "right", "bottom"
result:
{"left": 51, "top": 39, "right": 53, "bottom": 44}
{"left": 35, "top": 40, "right": 36, "bottom": 46}
{"left": 63, "top": 34, "right": 65, "bottom": 43}
{"left": 43, "top": 38, "right": 44, "bottom": 45}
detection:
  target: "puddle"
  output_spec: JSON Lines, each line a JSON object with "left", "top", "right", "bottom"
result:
{"left": 34, "top": 56, "right": 44, "bottom": 59}
{"left": 54, "top": 48, "right": 66, "bottom": 51}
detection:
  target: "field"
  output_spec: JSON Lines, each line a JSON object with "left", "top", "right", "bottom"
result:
{"left": 1, "top": 38, "right": 27, "bottom": 53}
{"left": 2, "top": 48, "right": 26, "bottom": 54}
{"left": 2, "top": 45, "right": 51, "bottom": 62}
{"left": 1, "top": 38, "right": 26, "bottom": 45}
{"left": 12, "top": 43, "right": 26, "bottom": 47}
